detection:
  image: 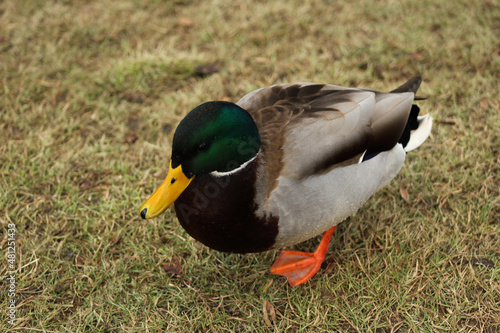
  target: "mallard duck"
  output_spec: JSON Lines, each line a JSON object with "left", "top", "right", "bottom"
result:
{"left": 140, "top": 76, "right": 432, "bottom": 286}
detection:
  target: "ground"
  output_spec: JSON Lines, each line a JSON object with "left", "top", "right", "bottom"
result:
{"left": 0, "top": 0, "right": 499, "bottom": 331}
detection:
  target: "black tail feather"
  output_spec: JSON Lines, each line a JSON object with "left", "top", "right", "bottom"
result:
{"left": 398, "top": 104, "right": 421, "bottom": 147}
{"left": 391, "top": 77, "right": 423, "bottom": 148}
{"left": 390, "top": 76, "right": 422, "bottom": 94}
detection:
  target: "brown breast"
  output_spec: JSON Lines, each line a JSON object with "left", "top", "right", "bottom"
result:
{"left": 174, "top": 156, "right": 279, "bottom": 253}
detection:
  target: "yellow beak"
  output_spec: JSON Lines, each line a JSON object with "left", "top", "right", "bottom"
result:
{"left": 140, "top": 161, "right": 194, "bottom": 219}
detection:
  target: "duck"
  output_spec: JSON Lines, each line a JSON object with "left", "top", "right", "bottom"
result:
{"left": 140, "top": 76, "right": 432, "bottom": 286}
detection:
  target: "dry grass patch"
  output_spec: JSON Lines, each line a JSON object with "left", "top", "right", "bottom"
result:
{"left": 1, "top": 0, "right": 499, "bottom": 331}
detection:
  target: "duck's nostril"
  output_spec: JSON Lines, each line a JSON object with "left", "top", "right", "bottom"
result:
{"left": 141, "top": 208, "right": 148, "bottom": 219}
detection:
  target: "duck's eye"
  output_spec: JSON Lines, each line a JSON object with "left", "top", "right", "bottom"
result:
{"left": 196, "top": 142, "right": 209, "bottom": 152}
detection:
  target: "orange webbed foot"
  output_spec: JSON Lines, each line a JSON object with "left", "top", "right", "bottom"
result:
{"left": 270, "top": 226, "right": 337, "bottom": 287}
{"left": 270, "top": 250, "right": 323, "bottom": 286}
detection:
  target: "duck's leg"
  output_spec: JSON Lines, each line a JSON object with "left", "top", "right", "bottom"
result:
{"left": 270, "top": 226, "right": 336, "bottom": 286}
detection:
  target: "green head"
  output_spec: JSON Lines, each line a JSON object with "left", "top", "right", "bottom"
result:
{"left": 171, "top": 101, "right": 261, "bottom": 178}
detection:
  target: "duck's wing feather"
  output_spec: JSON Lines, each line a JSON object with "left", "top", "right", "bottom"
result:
{"left": 237, "top": 80, "right": 417, "bottom": 194}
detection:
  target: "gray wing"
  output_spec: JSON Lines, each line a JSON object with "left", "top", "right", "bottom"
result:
{"left": 237, "top": 80, "right": 416, "bottom": 185}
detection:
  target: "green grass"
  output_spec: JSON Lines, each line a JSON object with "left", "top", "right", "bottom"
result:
{"left": 1, "top": 0, "right": 499, "bottom": 331}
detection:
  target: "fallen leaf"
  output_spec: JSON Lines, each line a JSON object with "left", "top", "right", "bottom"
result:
{"left": 163, "top": 258, "right": 182, "bottom": 275}
{"left": 75, "top": 255, "right": 85, "bottom": 264}
{"left": 400, "top": 185, "right": 410, "bottom": 202}
{"left": 407, "top": 53, "right": 424, "bottom": 60}
{"left": 194, "top": 63, "right": 221, "bottom": 76}
{"left": 269, "top": 303, "right": 276, "bottom": 322}
{"left": 470, "top": 257, "right": 495, "bottom": 268}
{"left": 125, "top": 132, "right": 138, "bottom": 145}
{"left": 177, "top": 17, "right": 194, "bottom": 27}
{"left": 254, "top": 57, "right": 270, "bottom": 64}
{"left": 262, "top": 300, "right": 275, "bottom": 327}
{"left": 263, "top": 302, "right": 272, "bottom": 327}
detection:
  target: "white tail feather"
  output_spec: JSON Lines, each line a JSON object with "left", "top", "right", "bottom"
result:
{"left": 404, "top": 114, "right": 433, "bottom": 152}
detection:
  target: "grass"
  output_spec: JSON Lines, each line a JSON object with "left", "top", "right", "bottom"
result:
{"left": 1, "top": 0, "right": 499, "bottom": 331}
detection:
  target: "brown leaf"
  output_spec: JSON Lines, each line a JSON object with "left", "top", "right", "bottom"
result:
{"left": 194, "top": 63, "right": 221, "bottom": 76}
{"left": 263, "top": 302, "right": 272, "bottom": 327}
{"left": 125, "top": 132, "right": 138, "bottom": 145}
{"left": 470, "top": 257, "right": 495, "bottom": 268}
{"left": 400, "top": 185, "right": 410, "bottom": 203}
{"left": 163, "top": 258, "right": 182, "bottom": 276}
{"left": 407, "top": 53, "right": 424, "bottom": 60}
{"left": 254, "top": 57, "right": 270, "bottom": 64}
{"left": 75, "top": 255, "right": 85, "bottom": 264}
{"left": 177, "top": 17, "right": 194, "bottom": 27}
{"left": 269, "top": 302, "right": 276, "bottom": 322}
{"left": 80, "top": 182, "right": 91, "bottom": 190}
{"left": 75, "top": 255, "right": 97, "bottom": 266}
{"left": 263, "top": 300, "right": 275, "bottom": 327}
